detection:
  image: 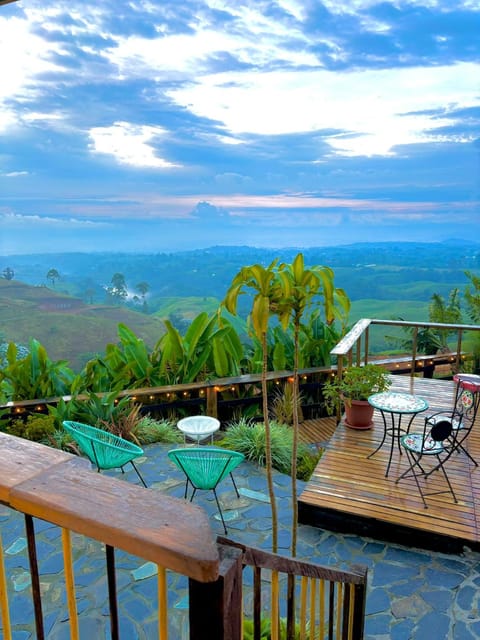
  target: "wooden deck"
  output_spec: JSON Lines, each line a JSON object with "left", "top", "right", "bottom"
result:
{"left": 298, "top": 376, "right": 480, "bottom": 552}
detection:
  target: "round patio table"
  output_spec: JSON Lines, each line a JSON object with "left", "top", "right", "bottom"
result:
{"left": 177, "top": 415, "right": 220, "bottom": 445}
{"left": 367, "top": 392, "right": 429, "bottom": 477}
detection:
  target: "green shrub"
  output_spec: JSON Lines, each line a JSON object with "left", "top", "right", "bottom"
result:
{"left": 133, "top": 415, "right": 182, "bottom": 445}
{"left": 243, "top": 617, "right": 317, "bottom": 639}
{"left": 6, "top": 413, "right": 56, "bottom": 442}
{"left": 219, "top": 418, "right": 320, "bottom": 480}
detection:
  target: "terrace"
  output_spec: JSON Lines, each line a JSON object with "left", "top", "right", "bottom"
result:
{"left": 1, "top": 318, "right": 480, "bottom": 638}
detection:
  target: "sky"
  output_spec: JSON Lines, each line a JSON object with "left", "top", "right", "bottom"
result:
{"left": 0, "top": 0, "right": 479, "bottom": 255}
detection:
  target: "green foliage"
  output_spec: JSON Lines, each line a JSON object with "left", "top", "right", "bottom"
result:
{"left": 219, "top": 418, "right": 320, "bottom": 480}
{"left": 133, "top": 415, "right": 182, "bottom": 444}
{"left": 269, "top": 384, "right": 299, "bottom": 426}
{"left": 48, "top": 391, "right": 136, "bottom": 436}
{"left": 0, "top": 339, "right": 74, "bottom": 401}
{"left": 157, "top": 311, "right": 244, "bottom": 383}
{"left": 323, "top": 365, "right": 391, "bottom": 414}
{"left": 5, "top": 413, "right": 56, "bottom": 442}
{"left": 243, "top": 617, "right": 317, "bottom": 639}
{"left": 464, "top": 271, "right": 480, "bottom": 323}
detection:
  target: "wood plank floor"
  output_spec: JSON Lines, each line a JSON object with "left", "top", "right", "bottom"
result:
{"left": 298, "top": 375, "right": 480, "bottom": 552}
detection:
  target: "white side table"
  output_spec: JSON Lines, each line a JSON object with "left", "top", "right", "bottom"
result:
{"left": 177, "top": 416, "right": 221, "bottom": 445}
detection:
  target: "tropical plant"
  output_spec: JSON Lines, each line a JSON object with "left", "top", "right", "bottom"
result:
{"left": 157, "top": 311, "right": 244, "bottom": 383}
{"left": 463, "top": 271, "right": 480, "bottom": 372}
{"left": 48, "top": 390, "right": 136, "bottom": 437}
{"left": 100, "top": 402, "right": 142, "bottom": 442}
{"left": 276, "top": 253, "right": 349, "bottom": 636}
{"left": 322, "top": 364, "right": 391, "bottom": 415}
{"left": 5, "top": 413, "right": 57, "bottom": 442}
{"left": 243, "top": 616, "right": 318, "bottom": 639}
{"left": 219, "top": 418, "right": 320, "bottom": 481}
{"left": 0, "top": 339, "right": 74, "bottom": 402}
{"left": 269, "top": 383, "right": 297, "bottom": 426}
{"left": 133, "top": 415, "right": 182, "bottom": 444}
{"left": 464, "top": 271, "right": 480, "bottom": 323}
{"left": 223, "top": 260, "right": 282, "bottom": 554}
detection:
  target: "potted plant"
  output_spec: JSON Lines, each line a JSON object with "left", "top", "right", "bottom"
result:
{"left": 323, "top": 364, "right": 391, "bottom": 429}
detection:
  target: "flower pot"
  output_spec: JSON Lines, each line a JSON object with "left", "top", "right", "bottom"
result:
{"left": 343, "top": 399, "right": 374, "bottom": 429}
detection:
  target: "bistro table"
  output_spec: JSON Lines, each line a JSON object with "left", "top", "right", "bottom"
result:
{"left": 367, "top": 392, "right": 429, "bottom": 477}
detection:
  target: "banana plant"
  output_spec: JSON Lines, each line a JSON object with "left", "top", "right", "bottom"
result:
{"left": 80, "top": 324, "right": 165, "bottom": 392}
{"left": 156, "top": 312, "right": 244, "bottom": 383}
{"left": 0, "top": 339, "right": 74, "bottom": 401}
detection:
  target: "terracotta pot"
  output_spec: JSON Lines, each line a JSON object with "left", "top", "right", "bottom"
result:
{"left": 343, "top": 398, "right": 374, "bottom": 430}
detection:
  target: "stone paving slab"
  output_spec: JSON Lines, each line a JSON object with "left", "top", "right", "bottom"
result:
{"left": 1, "top": 442, "right": 480, "bottom": 638}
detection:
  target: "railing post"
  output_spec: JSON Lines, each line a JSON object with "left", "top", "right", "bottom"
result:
{"left": 356, "top": 338, "right": 361, "bottom": 366}
{"left": 189, "top": 543, "right": 243, "bottom": 640}
{"left": 411, "top": 327, "right": 418, "bottom": 377}
{"left": 207, "top": 386, "right": 218, "bottom": 418}
{"left": 456, "top": 329, "right": 463, "bottom": 373}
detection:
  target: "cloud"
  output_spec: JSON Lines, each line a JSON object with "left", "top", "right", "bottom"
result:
{"left": 0, "top": 0, "right": 478, "bottom": 254}
{"left": 88, "top": 121, "right": 179, "bottom": 168}
{"left": 167, "top": 61, "right": 480, "bottom": 156}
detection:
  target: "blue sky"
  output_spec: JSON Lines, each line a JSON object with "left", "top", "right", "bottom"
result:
{"left": 0, "top": 0, "right": 479, "bottom": 254}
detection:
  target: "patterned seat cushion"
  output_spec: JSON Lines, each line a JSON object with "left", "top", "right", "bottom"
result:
{"left": 427, "top": 414, "right": 462, "bottom": 431}
{"left": 401, "top": 433, "right": 444, "bottom": 454}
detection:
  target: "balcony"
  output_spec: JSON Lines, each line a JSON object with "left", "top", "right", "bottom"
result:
{"left": 1, "top": 318, "right": 479, "bottom": 637}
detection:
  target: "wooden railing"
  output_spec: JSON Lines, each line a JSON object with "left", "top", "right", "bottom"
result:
{"left": 219, "top": 538, "right": 368, "bottom": 640}
{"left": 331, "top": 319, "right": 480, "bottom": 379}
{"left": 0, "top": 432, "right": 367, "bottom": 639}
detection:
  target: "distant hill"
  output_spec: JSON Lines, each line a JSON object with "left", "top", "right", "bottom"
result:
{"left": 0, "top": 279, "right": 165, "bottom": 371}
{"left": 1, "top": 242, "right": 478, "bottom": 365}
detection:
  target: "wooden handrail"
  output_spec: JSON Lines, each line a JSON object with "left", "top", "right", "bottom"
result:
{"left": 0, "top": 432, "right": 220, "bottom": 583}
{"left": 330, "top": 318, "right": 480, "bottom": 379}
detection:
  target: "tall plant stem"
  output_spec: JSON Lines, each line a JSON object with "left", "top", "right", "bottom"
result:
{"left": 262, "top": 331, "right": 278, "bottom": 554}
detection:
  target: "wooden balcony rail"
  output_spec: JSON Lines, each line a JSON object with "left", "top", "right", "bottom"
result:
{"left": 0, "top": 431, "right": 242, "bottom": 640}
{"left": 218, "top": 538, "right": 367, "bottom": 640}
{"left": 331, "top": 319, "right": 480, "bottom": 379}
{"left": 1, "top": 319, "right": 479, "bottom": 422}
{"left": 0, "top": 432, "right": 368, "bottom": 639}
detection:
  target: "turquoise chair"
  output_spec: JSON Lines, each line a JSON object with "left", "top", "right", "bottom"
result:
{"left": 167, "top": 447, "right": 244, "bottom": 533}
{"left": 63, "top": 421, "right": 147, "bottom": 487}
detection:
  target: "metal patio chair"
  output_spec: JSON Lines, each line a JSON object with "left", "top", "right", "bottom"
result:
{"left": 424, "top": 373, "right": 480, "bottom": 467}
{"left": 395, "top": 418, "right": 457, "bottom": 507}
{"left": 63, "top": 420, "right": 147, "bottom": 487}
{"left": 167, "top": 447, "right": 244, "bottom": 533}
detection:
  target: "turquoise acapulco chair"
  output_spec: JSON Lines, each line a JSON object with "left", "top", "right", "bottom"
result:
{"left": 167, "top": 447, "right": 244, "bottom": 533}
{"left": 63, "top": 421, "right": 147, "bottom": 487}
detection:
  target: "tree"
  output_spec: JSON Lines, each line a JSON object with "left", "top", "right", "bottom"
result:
{"left": 429, "top": 289, "right": 462, "bottom": 348}
{"left": 277, "top": 254, "right": 349, "bottom": 638}
{"left": 46, "top": 268, "right": 60, "bottom": 287}
{"left": 464, "top": 271, "right": 480, "bottom": 323}
{"left": 85, "top": 287, "right": 96, "bottom": 305}
{"left": 107, "top": 273, "right": 127, "bottom": 304}
{"left": 223, "top": 260, "right": 283, "bottom": 637}
{"left": 2, "top": 267, "right": 14, "bottom": 280}
{"left": 464, "top": 271, "right": 480, "bottom": 372}
{"left": 136, "top": 281, "right": 149, "bottom": 312}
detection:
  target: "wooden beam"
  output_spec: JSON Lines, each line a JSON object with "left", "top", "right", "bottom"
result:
{"left": 0, "top": 432, "right": 220, "bottom": 582}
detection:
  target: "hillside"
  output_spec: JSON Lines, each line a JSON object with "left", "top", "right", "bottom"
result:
{"left": 0, "top": 280, "right": 165, "bottom": 371}
{"left": 1, "top": 242, "right": 478, "bottom": 367}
